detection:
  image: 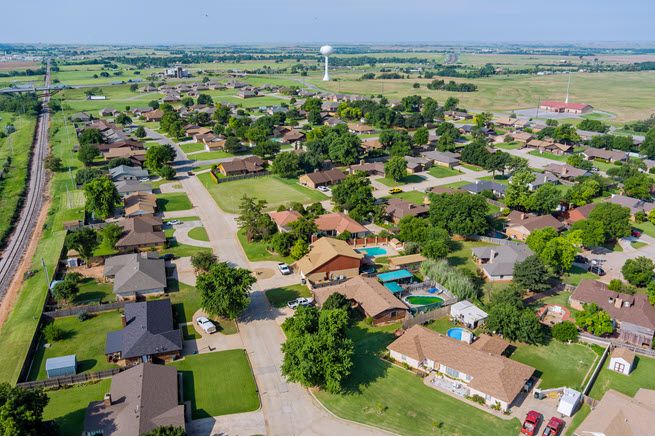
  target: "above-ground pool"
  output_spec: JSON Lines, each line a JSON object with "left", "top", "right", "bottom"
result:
{"left": 357, "top": 247, "right": 387, "bottom": 257}
{"left": 404, "top": 295, "right": 444, "bottom": 306}
{"left": 447, "top": 327, "right": 473, "bottom": 342}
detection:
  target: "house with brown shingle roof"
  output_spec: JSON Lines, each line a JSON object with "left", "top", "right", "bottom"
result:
{"left": 564, "top": 203, "right": 598, "bottom": 224}
{"left": 575, "top": 388, "right": 655, "bottom": 436}
{"left": 582, "top": 147, "right": 628, "bottom": 163}
{"left": 298, "top": 168, "right": 346, "bottom": 189}
{"left": 123, "top": 192, "right": 157, "bottom": 217}
{"left": 505, "top": 213, "right": 565, "bottom": 241}
{"left": 143, "top": 109, "right": 164, "bottom": 122}
{"left": 315, "top": 212, "right": 370, "bottom": 238}
{"left": 385, "top": 198, "right": 429, "bottom": 224}
{"left": 115, "top": 215, "right": 166, "bottom": 252}
{"left": 542, "top": 163, "right": 589, "bottom": 180}
{"left": 387, "top": 325, "right": 535, "bottom": 411}
{"left": 570, "top": 279, "right": 655, "bottom": 347}
{"left": 348, "top": 161, "right": 385, "bottom": 176}
{"left": 313, "top": 275, "right": 408, "bottom": 324}
{"left": 83, "top": 363, "right": 185, "bottom": 436}
{"left": 217, "top": 156, "right": 265, "bottom": 177}
{"left": 293, "top": 237, "right": 363, "bottom": 284}
{"left": 268, "top": 210, "right": 302, "bottom": 232}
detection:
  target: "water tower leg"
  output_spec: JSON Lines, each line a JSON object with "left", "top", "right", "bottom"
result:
{"left": 323, "top": 56, "right": 330, "bottom": 81}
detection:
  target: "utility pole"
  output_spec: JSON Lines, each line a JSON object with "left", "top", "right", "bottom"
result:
{"left": 41, "top": 257, "right": 49, "bottom": 289}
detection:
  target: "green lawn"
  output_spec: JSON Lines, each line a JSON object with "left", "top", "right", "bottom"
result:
{"left": 424, "top": 317, "right": 458, "bottom": 334}
{"left": 428, "top": 166, "right": 461, "bottom": 178}
{"left": 164, "top": 238, "right": 212, "bottom": 258}
{"left": 563, "top": 265, "right": 599, "bottom": 286}
{"left": 509, "top": 340, "right": 599, "bottom": 390}
{"left": 188, "top": 150, "right": 237, "bottom": 161}
{"left": 565, "top": 403, "right": 591, "bottom": 436}
{"left": 589, "top": 354, "right": 655, "bottom": 400}
{"left": 170, "top": 350, "right": 259, "bottom": 419}
{"left": 460, "top": 163, "right": 484, "bottom": 171}
{"left": 236, "top": 229, "right": 291, "bottom": 263}
{"left": 265, "top": 284, "right": 311, "bottom": 308}
{"left": 446, "top": 240, "right": 496, "bottom": 274}
{"left": 74, "top": 277, "right": 115, "bottom": 304}
{"left": 631, "top": 241, "right": 647, "bottom": 249}
{"left": 315, "top": 322, "right": 521, "bottom": 435}
{"left": 633, "top": 221, "right": 655, "bottom": 238}
{"left": 377, "top": 174, "right": 426, "bottom": 187}
{"left": 187, "top": 226, "right": 209, "bottom": 242}
{"left": 479, "top": 175, "right": 510, "bottom": 185}
{"left": 198, "top": 173, "right": 327, "bottom": 213}
{"left": 156, "top": 192, "right": 193, "bottom": 212}
{"left": 495, "top": 142, "right": 521, "bottom": 150}
{"left": 179, "top": 142, "right": 206, "bottom": 154}
{"left": 168, "top": 280, "right": 238, "bottom": 335}
{"left": 528, "top": 150, "right": 568, "bottom": 162}
{"left": 44, "top": 380, "right": 111, "bottom": 436}
{"left": 386, "top": 190, "right": 427, "bottom": 205}
{"left": 28, "top": 311, "right": 122, "bottom": 380}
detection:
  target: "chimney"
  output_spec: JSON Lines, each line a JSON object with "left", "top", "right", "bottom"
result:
{"left": 120, "top": 313, "right": 126, "bottom": 327}
{"left": 103, "top": 393, "right": 112, "bottom": 407}
{"left": 489, "top": 250, "right": 496, "bottom": 263}
{"left": 521, "top": 213, "right": 528, "bottom": 220}
{"left": 614, "top": 298, "right": 623, "bottom": 309}
{"left": 562, "top": 167, "right": 568, "bottom": 175}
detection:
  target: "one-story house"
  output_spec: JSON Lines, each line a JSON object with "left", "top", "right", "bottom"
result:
{"left": 564, "top": 202, "right": 598, "bottom": 225}
{"left": 83, "top": 363, "right": 185, "bottom": 436}
{"left": 299, "top": 168, "right": 347, "bottom": 189}
{"left": 405, "top": 156, "right": 432, "bottom": 173}
{"left": 582, "top": 147, "right": 628, "bottom": 163}
{"left": 123, "top": 192, "right": 157, "bottom": 217}
{"left": 607, "top": 194, "right": 655, "bottom": 218}
{"left": 348, "top": 161, "right": 385, "bottom": 176}
{"left": 105, "top": 299, "right": 182, "bottom": 366}
{"left": 109, "top": 165, "right": 149, "bottom": 182}
{"left": 293, "top": 237, "right": 363, "bottom": 284}
{"left": 388, "top": 325, "right": 535, "bottom": 411}
{"left": 421, "top": 151, "right": 460, "bottom": 168}
{"left": 313, "top": 275, "right": 409, "bottom": 324}
{"left": 542, "top": 163, "right": 589, "bottom": 181}
{"left": 461, "top": 180, "right": 506, "bottom": 198}
{"left": 114, "top": 180, "right": 153, "bottom": 197}
{"left": 115, "top": 215, "right": 166, "bottom": 252}
{"left": 472, "top": 244, "right": 533, "bottom": 282}
{"left": 575, "top": 389, "right": 655, "bottom": 435}
{"left": 217, "top": 156, "right": 265, "bottom": 177}
{"left": 315, "top": 212, "right": 369, "bottom": 238}
{"left": 268, "top": 210, "right": 302, "bottom": 232}
{"left": 103, "top": 252, "right": 167, "bottom": 300}
{"left": 505, "top": 213, "right": 565, "bottom": 241}
{"left": 385, "top": 198, "right": 429, "bottom": 224}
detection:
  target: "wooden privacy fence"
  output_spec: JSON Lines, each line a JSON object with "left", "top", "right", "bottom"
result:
{"left": 210, "top": 170, "right": 269, "bottom": 184}
{"left": 17, "top": 368, "right": 122, "bottom": 390}
{"left": 43, "top": 301, "right": 124, "bottom": 318}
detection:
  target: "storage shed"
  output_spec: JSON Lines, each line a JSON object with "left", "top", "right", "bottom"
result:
{"left": 557, "top": 388, "right": 582, "bottom": 417}
{"left": 450, "top": 300, "right": 488, "bottom": 328}
{"left": 45, "top": 354, "right": 77, "bottom": 378}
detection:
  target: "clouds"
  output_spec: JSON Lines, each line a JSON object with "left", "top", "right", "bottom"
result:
{"left": 1, "top": 0, "right": 653, "bottom": 44}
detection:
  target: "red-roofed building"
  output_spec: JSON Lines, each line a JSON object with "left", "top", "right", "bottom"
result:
{"left": 539, "top": 100, "right": 593, "bottom": 114}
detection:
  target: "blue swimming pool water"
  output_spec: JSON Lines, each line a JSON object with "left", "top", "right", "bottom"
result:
{"left": 447, "top": 327, "right": 471, "bottom": 341}
{"left": 357, "top": 247, "right": 388, "bottom": 257}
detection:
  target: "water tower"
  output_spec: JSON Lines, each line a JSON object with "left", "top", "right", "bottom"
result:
{"left": 320, "top": 45, "right": 334, "bottom": 81}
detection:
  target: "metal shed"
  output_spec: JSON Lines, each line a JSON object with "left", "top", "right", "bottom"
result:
{"left": 45, "top": 354, "right": 77, "bottom": 378}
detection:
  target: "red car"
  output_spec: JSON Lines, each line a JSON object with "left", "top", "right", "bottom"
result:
{"left": 632, "top": 229, "right": 642, "bottom": 238}
{"left": 542, "top": 417, "right": 565, "bottom": 436}
{"left": 521, "top": 410, "right": 543, "bottom": 436}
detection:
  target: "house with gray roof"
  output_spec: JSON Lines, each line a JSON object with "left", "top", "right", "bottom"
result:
{"left": 527, "top": 171, "right": 559, "bottom": 191}
{"left": 109, "top": 165, "right": 149, "bottom": 182}
{"left": 114, "top": 179, "right": 153, "bottom": 197}
{"left": 105, "top": 299, "right": 182, "bottom": 366}
{"left": 607, "top": 194, "right": 655, "bottom": 218}
{"left": 472, "top": 243, "right": 533, "bottom": 282}
{"left": 461, "top": 180, "right": 506, "bottom": 197}
{"left": 420, "top": 150, "right": 461, "bottom": 168}
{"left": 104, "top": 252, "right": 167, "bottom": 299}
{"left": 84, "top": 363, "right": 185, "bottom": 435}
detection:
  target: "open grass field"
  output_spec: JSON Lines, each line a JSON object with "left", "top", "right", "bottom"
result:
{"left": 198, "top": 173, "right": 327, "bottom": 213}
{"left": 171, "top": 350, "right": 259, "bottom": 419}
{"left": 44, "top": 379, "right": 111, "bottom": 436}
{"left": 28, "top": 310, "right": 122, "bottom": 381}
{"left": 589, "top": 354, "right": 655, "bottom": 400}
{"left": 156, "top": 192, "right": 193, "bottom": 212}
{"left": 265, "top": 284, "right": 311, "bottom": 308}
{"left": 509, "top": 340, "right": 599, "bottom": 390}
{"left": 315, "top": 322, "right": 521, "bottom": 435}
{"left": 0, "top": 109, "right": 85, "bottom": 384}
{"left": 0, "top": 113, "right": 37, "bottom": 247}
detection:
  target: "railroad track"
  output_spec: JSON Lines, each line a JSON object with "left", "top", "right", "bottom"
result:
{"left": 0, "top": 62, "right": 51, "bottom": 295}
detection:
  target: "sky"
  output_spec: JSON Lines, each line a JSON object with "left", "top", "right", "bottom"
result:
{"left": 1, "top": 0, "right": 654, "bottom": 45}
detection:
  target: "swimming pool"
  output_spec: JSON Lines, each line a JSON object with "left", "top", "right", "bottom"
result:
{"left": 447, "top": 327, "right": 472, "bottom": 342}
{"left": 404, "top": 295, "right": 444, "bottom": 306}
{"left": 357, "top": 247, "right": 387, "bottom": 257}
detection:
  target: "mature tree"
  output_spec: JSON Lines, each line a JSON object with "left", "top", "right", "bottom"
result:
{"left": 197, "top": 262, "right": 255, "bottom": 319}
{"left": 281, "top": 306, "right": 354, "bottom": 394}
{"left": 268, "top": 232, "right": 296, "bottom": 257}
{"left": 413, "top": 127, "right": 429, "bottom": 146}
{"left": 331, "top": 173, "right": 376, "bottom": 222}
{"left": 553, "top": 123, "right": 580, "bottom": 144}
{"left": 134, "top": 125, "right": 147, "bottom": 138}
{"left": 0, "top": 384, "right": 49, "bottom": 435}
{"left": 290, "top": 238, "right": 309, "bottom": 260}
{"left": 384, "top": 156, "right": 407, "bottom": 182}
{"left": 623, "top": 174, "right": 653, "bottom": 200}
{"left": 84, "top": 176, "right": 121, "bottom": 219}
{"left": 588, "top": 203, "right": 631, "bottom": 241}
{"left": 487, "top": 304, "right": 543, "bottom": 344}
{"left": 540, "top": 235, "right": 578, "bottom": 274}
{"left": 622, "top": 257, "right": 655, "bottom": 286}
{"left": 52, "top": 276, "right": 80, "bottom": 303}
{"left": 252, "top": 140, "right": 280, "bottom": 160}
{"left": 484, "top": 151, "right": 509, "bottom": 177}
{"left": 197, "top": 94, "right": 213, "bottom": 105}
{"left": 107, "top": 157, "right": 133, "bottom": 168}
{"left": 289, "top": 216, "right": 317, "bottom": 243}
{"left": 513, "top": 255, "right": 551, "bottom": 292}
{"left": 443, "top": 96, "right": 459, "bottom": 111}
{"left": 144, "top": 425, "right": 186, "bottom": 436}
{"left": 525, "top": 183, "right": 561, "bottom": 214}
{"left": 322, "top": 292, "right": 351, "bottom": 312}
{"left": 115, "top": 113, "right": 132, "bottom": 125}
{"left": 505, "top": 170, "right": 534, "bottom": 210}
{"left": 75, "top": 167, "right": 105, "bottom": 186}
{"left": 575, "top": 304, "right": 613, "bottom": 336}
{"left": 65, "top": 227, "right": 98, "bottom": 264}
{"left": 566, "top": 153, "right": 593, "bottom": 171}
{"left": 100, "top": 223, "right": 123, "bottom": 250}
{"left": 526, "top": 226, "right": 559, "bottom": 255}
{"left": 78, "top": 128, "right": 103, "bottom": 146}
{"left": 236, "top": 196, "right": 276, "bottom": 242}
{"left": 429, "top": 192, "right": 489, "bottom": 236}
{"left": 328, "top": 133, "right": 362, "bottom": 165}
{"left": 44, "top": 153, "right": 62, "bottom": 172}
{"left": 551, "top": 321, "right": 578, "bottom": 343}
{"left": 159, "top": 165, "right": 176, "bottom": 180}
{"left": 566, "top": 178, "right": 601, "bottom": 206}
{"left": 571, "top": 219, "right": 605, "bottom": 248}
{"left": 191, "top": 252, "right": 218, "bottom": 273}
{"left": 145, "top": 144, "right": 176, "bottom": 172}
{"left": 422, "top": 238, "right": 450, "bottom": 260}
{"left": 271, "top": 151, "right": 302, "bottom": 178}
{"left": 77, "top": 143, "right": 100, "bottom": 166}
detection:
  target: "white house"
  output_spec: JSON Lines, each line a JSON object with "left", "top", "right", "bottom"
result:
{"left": 608, "top": 347, "right": 635, "bottom": 375}
{"left": 387, "top": 325, "right": 534, "bottom": 411}
{"left": 450, "top": 300, "right": 488, "bottom": 328}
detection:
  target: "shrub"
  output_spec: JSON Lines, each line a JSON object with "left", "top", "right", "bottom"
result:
{"left": 420, "top": 259, "right": 480, "bottom": 300}
{"left": 551, "top": 321, "right": 578, "bottom": 342}
{"left": 468, "top": 394, "right": 486, "bottom": 405}
{"left": 77, "top": 312, "right": 91, "bottom": 322}
{"left": 43, "top": 324, "right": 65, "bottom": 343}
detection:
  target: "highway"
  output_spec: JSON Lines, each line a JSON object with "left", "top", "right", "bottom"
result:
{"left": 0, "top": 61, "right": 51, "bottom": 295}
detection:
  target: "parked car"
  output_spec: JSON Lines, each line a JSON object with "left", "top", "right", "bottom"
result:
{"left": 187, "top": 171, "right": 194, "bottom": 176}
{"left": 542, "top": 417, "right": 565, "bottom": 436}
{"left": 574, "top": 255, "right": 589, "bottom": 264}
{"left": 588, "top": 265, "right": 606, "bottom": 276}
{"left": 162, "top": 253, "right": 175, "bottom": 261}
{"left": 287, "top": 297, "right": 314, "bottom": 310}
{"left": 631, "top": 229, "right": 642, "bottom": 238}
{"left": 277, "top": 262, "right": 291, "bottom": 275}
{"left": 166, "top": 219, "right": 181, "bottom": 226}
{"left": 388, "top": 187, "right": 403, "bottom": 194}
{"left": 521, "top": 410, "right": 543, "bottom": 436}
{"left": 317, "top": 185, "right": 330, "bottom": 192}
{"left": 195, "top": 316, "right": 217, "bottom": 334}
{"left": 138, "top": 177, "right": 150, "bottom": 182}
